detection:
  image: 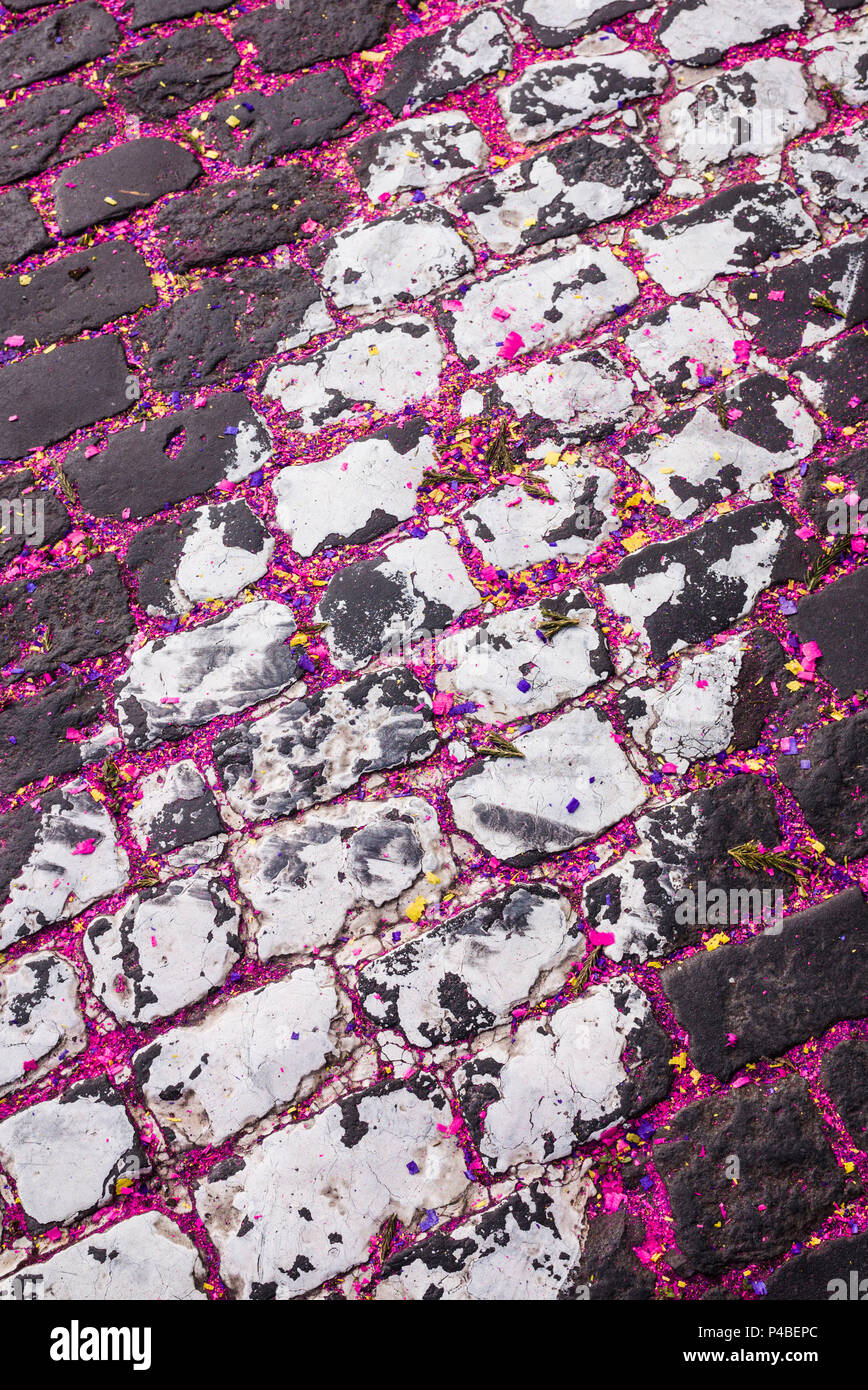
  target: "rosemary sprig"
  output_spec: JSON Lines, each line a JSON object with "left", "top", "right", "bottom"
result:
{"left": 538, "top": 607, "right": 582, "bottom": 641}
{"left": 101, "top": 756, "right": 123, "bottom": 792}
{"left": 805, "top": 535, "right": 850, "bottom": 591}
{"left": 113, "top": 58, "right": 161, "bottom": 77}
{"left": 714, "top": 394, "right": 730, "bottom": 431}
{"left": 811, "top": 292, "right": 846, "bottom": 319}
{"left": 727, "top": 840, "right": 804, "bottom": 879}
{"left": 54, "top": 463, "right": 76, "bottom": 505}
{"left": 295, "top": 621, "right": 328, "bottom": 636}
{"left": 479, "top": 730, "right": 525, "bottom": 759}
{"left": 128, "top": 871, "right": 160, "bottom": 893}
{"left": 485, "top": 424, "right": 514, "bottom": 475}
{"left": 420, "top": 467, "right": 478, "bottom": 487}
{"left": 379, "top": 1214, "right": 397, "bottom": 1261}
{"left": 574, "top": 944, "right": 602, "bottom": 990}
{"left": 522, "top": 478, "right": 554, "bottom": 501}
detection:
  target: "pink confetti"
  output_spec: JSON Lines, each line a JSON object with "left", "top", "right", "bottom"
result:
{"left": 71, "top": 839, "right": 97, "bottom": 856}
{"left": 497, "top": 331, "right": 525, "bottom": 360}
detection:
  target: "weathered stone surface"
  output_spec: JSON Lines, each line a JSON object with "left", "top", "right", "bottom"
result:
{"left": 53, "top": 137, "right": 200, "bottom": 235}
{"left": 84, "top": 870, "right": 241, "bottom": 1024}
{"left": 728, "top": 236, "right": 868, "bottom": 359}
{"left": 128, "top": 760, "right": 223, "bottom": 859}
{"left": 789, "top": 123, "right": 868, "bottom": 224}
{"left": 490, "top": 347, "right": 642, "bottom": 445}
{"left": 0, "top": 789, "right": 128, "bottom": 950}
{"left": 0, "top": 3, "right": 118, "bottom": 94}
{"left": 126, "top": 499, "right": 273, "bottom": 615}
{"left": 376, "top": 1175, "right": 590, "bottom": 1300}
{"left": 114, "top": 600, "right": 298, "bottom": 750}
{"left": 357, "top": 885, "right": 581, "bottom": 1047}
{"left": 0, "top": 190, "right": 50, "bottom": 269}
{"left": 807, "top": 16, "right": 868, "bottom": 105}
{"left": 622, "top": 374, "right": 818, "bottom": 519}
{"left": 132, "top": 0, "right": 232, "bottom": 23}
{"left": 777, "top": 711, "right": 868, "bottom": 862}
{"left": 599, "top": 501, "right": 815, "bottom": 661}
{"left": 507, "top": 0, "right": 653, "bottom": 47}
{"left": 205, "top": 72, "right": 364, "bottom": 165}
{"left": 214, "top": 667, "right": 438, "bottom": 822}
{"left": 821, "top": 1037, "right": 868, "bottom": 1153}
{"left": 0, "top": 335, "right": 130, "bottom": 459}
{"left": 0, "top": 467, "right": 70, "bottom": 563}
{"left": 0, "top": 552, "right": 133, "bottom": 678}
{"left": 110, "top": 26, "right": 239, "bottom": 119}
{"left": 435, "top": 590, "right": 611, "bottom": 724}
{"left": 235, "top": 0, "right": 403, "bottom": 75}
{"left": 765, "top": 1231, "right": 868, "bottom": 1300}
{"left": 0, "top": 241, "right": 155, "bottom": 348}
{"left": 158, "top": 165, "right": 343, "bottom": 271}
{"left": 195, "top": 1077, "right": 470, "bottom": 1298}
{"left": 0, "top": 1078, "right": 142, "bottom": 1227}
{"left": 461, "top": 459, "right": 618, "bottom": 570}
{"left": 459, "top": 133, "right": 662, "bottom": 255}
{"left": 0, "top": 676, "right": 116, "bottom": 796}
{"left": 231, "top": 796, "right": 452, "bottom": 959}
{"left": 134, "top": 964, "right": 348, "bottom": 1148}
{"left": 654, "top": 1077, "right": 847, "bottom": 1274}
{"left": 559, "top": 1210, "right": 655, "bottom": 1301}
{"left": 272, "top": 418, "right": 435, "bottom": 556}
{"left": 314, "top": 205, "right": 473, "bottom": 313}
{"left": 66, "top": 393, "right": 273, "bottom": 519}
{"left": 801, "top": 446, "right": 868, "bottom": 535}
{"left": 0, "top": 83, "right": 103, "bottom": 185}
{"left": 377, "top": 8, "right": 511, "bottom": 117}
{"left": 448, "top": 705, "right": 647, "bottom": 865}
{"left": 440, "top": 243, "right": 637, "bottom": 372}
{"left": 623, "top": 295, "right": 743, "bottom": 400}
{"left": 261, "top": 316, "right": 443, "bottom": 433}
{"left": 348, "top": 112, "right": 489, "bottom": 201}
{"left": 456, "top": 978, "right": 671, "bottom": 1171}
{"left": 0, "top": 952, "right": 85, "bottom": 1097}
{"left": 792, "top": 336, "right": 868, "bottom": 426}
{"left": 583, "top": 776, "right": 786, "bottom": 963}
{"left": 499, "top": 49, "right": 667, "bottom": 144}
{"left": 791, "top": 566, "right": 868, "bottom": 700}
{"left": 659, "top": 0, "right": 809, "bottom": 65}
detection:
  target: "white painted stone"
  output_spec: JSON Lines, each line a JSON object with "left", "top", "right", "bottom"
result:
{"left": 0, "top": 953, "right": 85, "bottom": 1097}
{"left": 128, "top": 759, "right": 223, "bottom": 859}
{"left": 318, "top": 207, "right": 473, "bottom": 312}
{"left": 508, "top": 0, "right": 653, "bottom": 44}
{"left": 624, "top": 298, "right": 744, "bottom": 398}
{"left": 658, "top": 0, "right": 808, "bottom": 64}
{"left": 170, "top": 503, "right": 273, "bottom": 610}
{"left": 621, "top": 636, "right": 746, "bottom": 771}
{"left": 381, "top": 8, "right": 512, "bottom": 115}
{"left": 788, "top": 125, "right": 868, "bottom": 224}
{"left": 807, "top": 17, "right": 868, "bottom": 105}
{"left": 350, "top": 112, "right": 489, "bottom": 200}
{"left": 499, "top": 49, "right": 667, "bottom": 143}
{"left": 461, "top": 459, "right": 618, "bottom": 570}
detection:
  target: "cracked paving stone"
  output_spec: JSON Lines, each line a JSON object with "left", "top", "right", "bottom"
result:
{"left": 126, "top": 499, "right": 273, "bottom": 616}
{"left": 0, "top": 1077, "right": 143, "bottom": 1227}
{"left": 790, "top": 566, "right": 868, "bottom": 700}
{"left": 788, "top": 122, "right": 868, "bottom": 224}
{"left": 820, "top": 1037, "right": 868, "bottom": 1153}
{"left": 807, "top": 15, "right": 868, "bottom": 105}
{"left": 498, "top": 48, "right": 667, "bottom": 145}
{"left": 316, "top": 528, "right": 479, "bottom": 670}
{"left": 0, "top": 241, "right": 156, "bottom": 348}
{"left": 0, "top": 675, "right": 117, "bottom": 796}
{"left": 658, "top": 0, "right": 809, "bottom": 66}
{"left": 132, "top": 0, "right": 233, "bottom": 21}
{"left": 659, "top": 58, "right": 821, "bottom": 173}
{"left": 129, "top": 759, "right": 223, "bottom": 866}
{"left": 623, "top": 295, "right": 744, "bottom": 401}
{"left": 447, "top": 705, "right": 647, "bottom": 865}
{"left": 0, "top": 334, "right": 130, "bottom": 459}
{"left": 727, "top": 236, "right": 868, "bottom": 359}
{"left": 461, "top": 459, "right": 618, "bottom": 570}
{"left": 356, "top": 884, "right": 581, "bottom": 1047}
{"left": 777, "top": 710, "right": 868, "bottom": 862}
{"left": 0, "top": 552, "right": 133, "bottom": 678}
{"left": 459, "top": 132, "right": 663, "bottom": 256}
{"left": 271, "top": 418, "right": 436, "bottom": 556}
{"left": 143, "top": 266, "right": 331, "bottom": 393}
{"left": 234, "top": 0, "right": 405, "bottom": 76}
{"left": 231, "top": 796, "right": 452, "bottom": 959}
{"left": 0, "top": 190, "right": 50, "bottom": 268}
{"left": 633, "top": 183, "right": 818, "bottom": 298}
{"left": 376, "top": 1174, "right": 590, "bottom": 1300}
{"left": 801, "top": 444, "right": 868, "bottom": 534}
{"left": 52, "top": 136, "right": 201, "bottom": 235}
{"left": 376, "top": 8, "right": 512, "bottom": 117}
{"left": 622, "top": 373, "right": 819, "bottom": 520}
{"left": 792, "top": 335, "right": 868, "bottom": 427}
{"left": 662, "top": 886, "right": 868, "bottom": 1079}
{"left": 261, "top": 316, "right": 443, "bottom": 434}
{"left": 133, "top": 962, "right": 349, "bottom": 1149}
{"left": 204, "top": 71, "right": 364, "bottom": 165}
{"left": 0, "top": 953, "right": 85, "bottom": 1097}
{"left": 490, "top": 347, "right": 642, "bottom": 446}
{"left": 583, "top": 774, "right": 786, "bottom": 963}
{"left": 114, "top": 599, "right": 298, "bottom": 750}
{"left": 435, "top": 589, "right": 611, "bottom": 724}
{"left": 0, "top": 3, "right": 119, "bottom": 94}
{"left": 348, "top": 112, "right": 489, "bottom": 201}
{"left": 0, "top": 82, "right": 103, "bottom": 185}
{"left": 313, "top": 205, "right": 473, "bottom": 314}
{"left": 456, "top": 977, "right": 671, "bottom": 1171}
{"left": 654, "top": 1077, "right": 847, "bottom": 1274}
{"left": 507, "top": 0, "right": 653, "bottom": 46}
{"left": 66, "top": 392, "right": 273, "bottom": 519}
{"left": 440, "top": 243, "right": 637, "bottom": 372}
{"left": 194, "top": 1075, "right": 470, "bottom": 1299}
{"left": 0, "top": 467, "right": 70, "bottom": 562}
{"left": 109, "top": 26, "right": 239, "bottom": 120}
{"left": 559, "top": 1210, "right": 655, "bottom": 1300}
{"left": 84, "top": 870, "right": 242, "bottom": 1024}
{"left": 0, "top": 788, "right": 128, "bottom": 950}
{"left": 766, "top": 1230, "right": 868, "bottom": 1300}
{"left": 599, "top": 501, "right": 816, "bottom": 662}
{"left": 0, "top": 1211, "right": 206, "bottom": 1300}
{"left": 158, "top": 165, "right": 343, "bottom": 272}
{"left": 214, "top": 666, "right": 438, "bottom": 822}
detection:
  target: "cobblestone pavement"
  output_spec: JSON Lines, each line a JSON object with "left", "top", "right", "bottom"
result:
{"left": 0, "top": 0, "right": 867, "bottom": 1304}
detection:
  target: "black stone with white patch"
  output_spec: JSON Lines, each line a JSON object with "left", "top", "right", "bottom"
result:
{"left": 0, "top": 83, "right": 103, "bottom": 186}
{"left": 654, "top": 1077, "right": 847, "bottom": 1274}
{"left": 234, "top": 0, "right": 403, "bottom": 74}
{"left": 0, "top": 553, "right": 133, "bottom": 679}
{"left": 789, "top": 124, "right": 868, "bottom": 224}
{"left": 131, "top": 0, "right": 233, "bottom": 25}
{"left": 658, "top": 0, "right": 808, "bottom": 66}
{"left": 801, "top": 448, "right": 868, "bottom": 535}
{"left": 507, "top": 0, "right": 654, "bottom": 47}
{"left": 157, "top": 165, "right": 343, "bottom": 271}
{"left": 376, "top": 8, "right": 511, "bottom": 117}
{"left": 0, "top": 335, "right": 130, "bottom": 460}
{"left": 765, "top": 1231, "right": 868, "bottom": 1301}
{"left": 0, "top": 191, "right": 50, "bottom": 269}
{"left": 729, "top": 238, "right": 868, "bottom": 359}
{"left": 0, "top": 242, "right": 155, "bottom": 348}
{"left": 126, "top": 500, "right": 271, "bottom": 615}
{"left": 0, "top": 3, "right": 119, "bottom": 94}
{"left": 559, "top": 1211, "right": 655, "bottom": 1300}
{"left": 53, "top": 138, "right": 201, "bottom": 235}
{"left": 778, "top": 711, "right": 868, "bottom": 863}
{"left": 135, "top": 764, "right": 223, "bottom": 856}
{"left": 0, "top": 469, "right": 70, "bottom": 564}
{"left": 792, "top": 337, "right": 868, "bottom": 427}
{"left": 820, "top": 1037, "right": 868, "bottom": 1154}
{"left": 65, "top": 394, "right": 271, "bottom": 519}
{"left": 0, "top": 676, "right": 107, "bottom": 794}
{"left": 109, "top": 27, "right": 239, "bottom": 119}
{"left": 791, "top": 566, "right": 868, "bottom": 700}
{"left": 206, "top": 73, "right": 364, "bottom": 165}
{"left": 662, "top": 887, "right": 868, "bottom": 1079}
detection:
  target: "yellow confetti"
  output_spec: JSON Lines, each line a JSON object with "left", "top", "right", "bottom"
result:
{"left": 705, "top": 932, "right": 730, "bottom": 950}
{"left": 406, "top": 895, "right": 426, "bottom": 923}
{"left": 622, "top": 532, "right": 647, "bottom": 553}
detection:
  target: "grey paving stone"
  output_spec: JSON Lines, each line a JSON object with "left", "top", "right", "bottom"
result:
{"left": 622, "top": 294, "right": 743, "bottom": 400}
{"left": 489, "top": 347, "right": 642, "bottom": 446}
{"left": 0, "top": 2, "right": 118, "bottom": 94}
{"left": 0, "top": 552, "right": 133, "bottom": 678}
{"left": 0, "top": 83, "right": 103, "bottom": 185}
{"left": 235, "top": 0, "right": 404, "bottom": 75}
{"left": 789, "top": 122, "right": 868, "bottom": 223}
{"left": 807, "top": 15, "right": 868, "bottom": 105}
{"left": 559, "top": 1210, "right": 655, "bottom": 1300}
{"left": 820, "top": 1037, "right": 868, "bottom": 1153}
{"left": 765, "top": 1231, "right": 868, "bottom": 1300}
{"left": 109, "top": 26, "right": 239, "bottom": 119}
{"left": 777, "top": 711, "right": 868, "bottom": 863}
{"left": 0, "top": 190, "right": 50, "bottom": 269}
{"left": 126, "top": 499, "right": 273, "bottom": 615}
{"left": 0, "top": 335, "right": 130, "bottom": 459}
{"left": 0, "top": 676, "right": 115, "bottom": 796}
{"left": 348, "top": 112, "right": 488, "bottom": 201}
{"left": 499, "top": 48, "right": 667, "bottom": 144}
{"left": 0, "top": 241, "right": 155, "bottom": 348}
{"left": 790, "top": 566, "right": 868, "bottom": 700}
{"left": 376, "top": 8, "right": 512, "bottom": 117}
{"left": 507, "top": 0, "right": 653, "bottom": 46}
{"left": 53, "top": 137, "right": 201, "bottom": 235}
{"left": 728, "top": 236, "right": 868, "bottom": 359}
{"left": 0, "top": 467, "right": 70, "bottom": 563}
{"left": 204, "top": 72, "right": 364, "bottom": 165}
{"left": 461, "top": 458, "right": 619, "bottom": 568}
{"left": 131, "top": 0, "right": 232, "bottom": 24}
{"left": 792, "top": 335, "right": 868, "bottom": 426}
{"left": 129, "top": 759, "right": 222, "bottom": 859}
